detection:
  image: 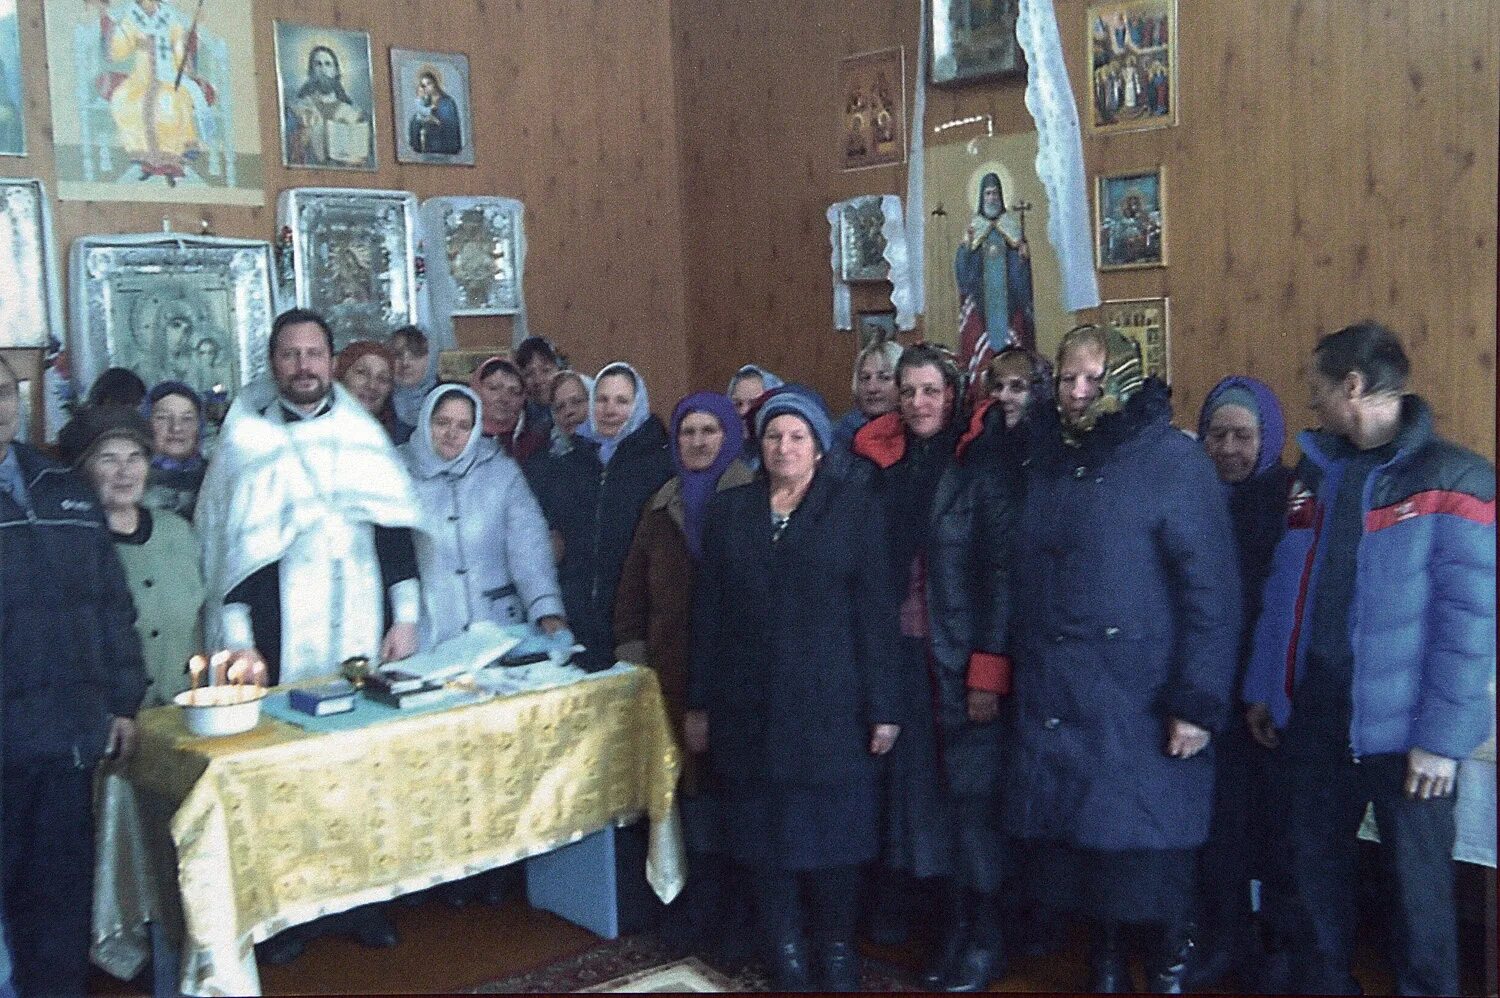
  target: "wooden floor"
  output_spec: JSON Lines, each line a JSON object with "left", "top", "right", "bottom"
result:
{"left": 89, "top": 891, "right": 1494, "bottom": 995}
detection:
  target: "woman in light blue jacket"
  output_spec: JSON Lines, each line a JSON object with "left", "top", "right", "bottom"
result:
{"left": 400, "top": 384, "right": 566, "bottom": 907}
{"left": 401, "top": 385, "right": 566, "bottom": 646}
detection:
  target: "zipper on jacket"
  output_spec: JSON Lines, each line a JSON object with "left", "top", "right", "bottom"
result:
{"left": 590, "top": 465, "right": 610, "bottom": 607}
{"left": 451, "top": 478, "right": 476, "bottom": 631}
{"left": 1347, "top": 451, "right": 1393, "bottom": 766}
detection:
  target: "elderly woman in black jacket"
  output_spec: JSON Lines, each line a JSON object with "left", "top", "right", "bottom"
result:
{"left": 687, "top": 386, "right": 902, "bottom": 993}
{"left": 1006, "top": 325, "right": 1239, "bottom": 993}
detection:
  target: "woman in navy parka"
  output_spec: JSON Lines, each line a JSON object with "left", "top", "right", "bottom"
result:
{"left": 1004, "top": 325, "right": 1240, "bottom": 993}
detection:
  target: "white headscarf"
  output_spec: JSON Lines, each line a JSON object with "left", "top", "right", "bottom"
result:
{"left": 401, "top": 384, "right": 495, "bottom": 480}
{"left": 548, "top": 370, "right": 595, "bottom": 455}
{"left": 580, "top": 362, "right": 649, "bottom": 465}
{"left": 391, "top": 341, "right": 438, "bottom": 428}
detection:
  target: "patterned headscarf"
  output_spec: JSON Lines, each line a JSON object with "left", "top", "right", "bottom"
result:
{"left": 469, "top": 355, "right": 525, "bottom": 440}
{"left": 1056, "top": 323, "right": 1145, "bottom": 439}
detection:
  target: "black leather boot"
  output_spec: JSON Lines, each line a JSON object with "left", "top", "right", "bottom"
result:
{"left": 1148, "top": 921, "right": 1194, "bottom": 994}
{"left": 863, "top": 867, "right": 909, "bottom": 945}
{"left": 817, "top": 939, "right": 861, "bottom": 992}
{"left": 1089, "top": 921, "right": 1133, "bottom": 993}
{"left": 945, "top": 891, "right": 1006, "bottom": 991}
{"left": 945, "top": 943, "right": 1005, "bottom": 992}
{"left": 767, "top": 936, "right": 812, "bottom": 992}
{"left": 920, "top": 885, "right": 969, "bottom": 989}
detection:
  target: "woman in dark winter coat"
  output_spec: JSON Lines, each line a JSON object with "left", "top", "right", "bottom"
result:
{"left": 1005, "top": 325, "right": 1240, "bottom": 993}
{"left": 849, "top": 343, "right": 1020, "bottom": 991}
{"left": 687, "top": 387, "right": 902, "bottom": 993}
{"left": 524, "top": 362, "right": 671, "bottom": 667}
{"left": 1187, "top": 376, "right": 1294, "bottom": 990}
{"left": 615, "top": 391, "right": 753, "bottom": 779}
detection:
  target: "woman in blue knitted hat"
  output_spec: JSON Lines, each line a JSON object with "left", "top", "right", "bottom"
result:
{"left": 687, "top": 384, "right": 901, "bottom": 992}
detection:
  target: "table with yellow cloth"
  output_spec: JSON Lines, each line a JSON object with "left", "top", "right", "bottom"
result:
{"left": 91, "top": 665, "right": 684, "bottom": 997}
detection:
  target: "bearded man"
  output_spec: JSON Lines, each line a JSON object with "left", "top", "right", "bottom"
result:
{"left": 285, "top": 45, "right": 368, "bottom": 166}
{"left": 195, "top": 308, "right": 424, "bottom": 959}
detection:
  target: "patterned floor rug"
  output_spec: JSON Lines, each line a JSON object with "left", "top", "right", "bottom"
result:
{"left": 472, "top": 933, "right": 918, "bottom": 993}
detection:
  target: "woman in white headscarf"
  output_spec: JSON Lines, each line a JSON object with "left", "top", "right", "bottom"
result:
{"left": 399, "top": 384, "right": 565, "bottom": 645}
{"left": 526, "top": 362, "right": 671, "bottom": 668}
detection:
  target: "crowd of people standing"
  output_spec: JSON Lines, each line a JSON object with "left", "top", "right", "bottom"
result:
{"left": 0, "top": 312, "right": 1491, "bottom": 997}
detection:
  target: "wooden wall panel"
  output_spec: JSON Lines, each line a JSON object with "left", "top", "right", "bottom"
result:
{"left": 674, "top": 0, "right": 1496, "bottom": 457}
{"left": 3, "top": 0, "right": 691, "bottom": 418}
{"left": 4, "top": 1, "right": 1493, "bottom": 455}
{"left": 673, "top": 0, "right": 932, "bottom": 412}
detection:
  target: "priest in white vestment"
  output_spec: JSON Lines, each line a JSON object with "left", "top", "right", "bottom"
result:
{"left": 195, "top": 308, "right": 424, "bottom": 957}
{"left": 197, "top": 308, "right": 425, "bottom": 686}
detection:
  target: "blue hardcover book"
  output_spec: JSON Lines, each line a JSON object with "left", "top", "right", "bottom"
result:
{"left": 288, "top": 680, "right": 357, "bottom": 716}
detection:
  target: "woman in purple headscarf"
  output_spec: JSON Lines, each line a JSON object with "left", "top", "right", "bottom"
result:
{"left": 613, "top": 391, "right": 754, "bottom": 948}
{"left": 1190, "top": 375, "right": 1294, "bottom": 990}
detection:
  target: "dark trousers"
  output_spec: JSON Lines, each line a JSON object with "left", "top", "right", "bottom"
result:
{"left": 953, "top": 792, "right": 1005, "bottom": 947}
{"left": 1198, "top": 725, "right": 1290, "bottom": 944}
{"left": 953, "top": 792, "right": 1006, "bottom": 895}
{"left": 1280, "top": 750, "right": 1458, "bottom": 995}
{"left": 754, "top": 864, "right": 859, "bottom": 945}
{"left": 2, "top": 764, "right": 95, "bottom": 998}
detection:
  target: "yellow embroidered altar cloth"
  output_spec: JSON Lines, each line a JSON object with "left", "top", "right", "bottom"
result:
{"left": 91, "top": 666, "right": 683, "bottom": 996}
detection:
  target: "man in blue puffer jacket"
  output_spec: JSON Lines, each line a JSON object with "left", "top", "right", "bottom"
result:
{"left": 1243, "top": 321, "right": 1495, "bottom": 996}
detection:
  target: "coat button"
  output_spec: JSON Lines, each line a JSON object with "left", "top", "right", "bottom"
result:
{"left": 143, "top": 579, "right": 155, "bottom": 588}
{"left": 447, "top": 515, "right": 459, "bottom": 522}
{"left": 455, "top": 568, "right": 467, "bottom": 575}
{"left": 1073, "top": 466, "right": 1086, "bottom": 478}
{"left": 150, "top": 629, "right": 160, "bottom": 638}
{"left": 1044, "top": 717, "right": 1061, "bottom": 729}
{"left": 1105, "top": 626, "right": 1120, "bottom": 638}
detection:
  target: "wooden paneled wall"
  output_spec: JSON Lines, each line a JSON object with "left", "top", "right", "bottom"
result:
{"left": 3, "top": 0, "right": 692, "bottom": 419}
{"left": 5, "top": 2, "right": 1494, "bottom": 457}
{"left": 673, "top": 0, "right": 1497, "bottom": 458}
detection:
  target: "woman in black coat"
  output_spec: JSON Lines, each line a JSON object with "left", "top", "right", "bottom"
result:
{"left": 687, "top": 386, "right": 902, "bottom": 993}
{"left": 523, "top": 362, "right": 671, "bottom": 667}
{"left": 1189, "top": 376, "right": 1294, "bottom": 990}
{"left": 1006, "top": 326, "right": 1240, "bottom": 993}
{"left": 850, "top": 344, "right": 1020, "bottom": 991}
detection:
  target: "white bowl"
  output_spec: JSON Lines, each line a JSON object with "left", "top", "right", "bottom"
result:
{"left": 174, "top": 685, "right": 267, "bottom": 736}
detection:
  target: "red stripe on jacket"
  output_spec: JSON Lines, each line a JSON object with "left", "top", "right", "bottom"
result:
{"left": 1366, "top": 490, "right": 1497, "bottom": 532}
